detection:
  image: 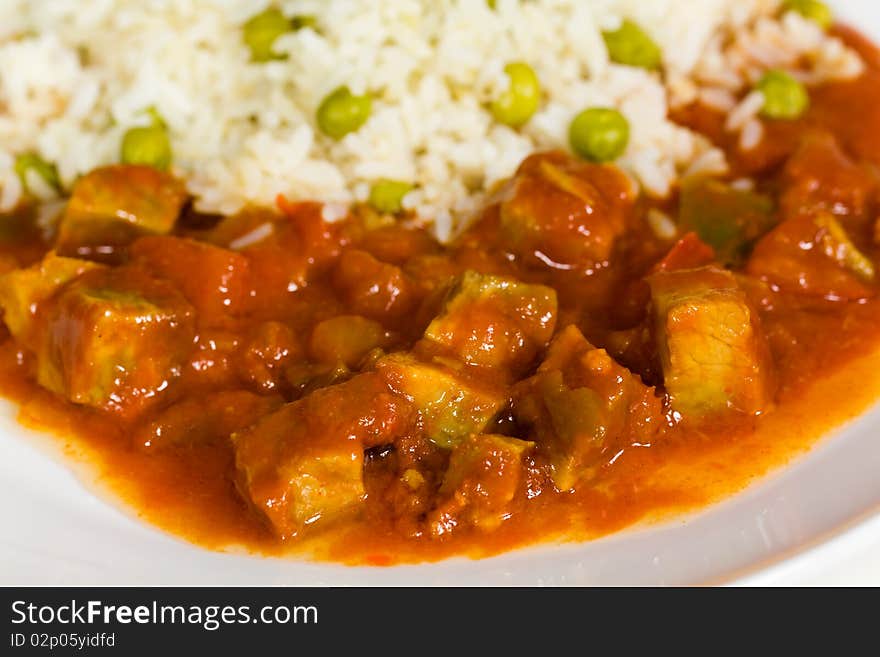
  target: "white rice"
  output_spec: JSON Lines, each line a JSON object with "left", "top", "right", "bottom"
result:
{"left": 646, "top": 208, "right": 678, "bottom": 241}
{"left": 739, "top": 119, "right": 765, "bottom": 152}
{"left": 0, "top": 0, "right": 866, "bottom": 240}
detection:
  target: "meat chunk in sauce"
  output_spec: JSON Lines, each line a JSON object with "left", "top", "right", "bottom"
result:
{"left": 513, "top": 325, "right": 663, "bottom": 491}
{"left": 428, "top": 434, "right": 533, "bottom": 537}
{"left": 499, "top": 151, "right": 634, "bottom": 270}
{"left": 332, "top": 249, "right": 418, "bottom": 325}
{"left": 648, "top": 266, "right": 775, "bottom": 418}
{"left": 422, "top": 270, "right": 557, "bottom": 376}
{"left": 233, "top": 373, "right": 416, "bottom": 536}
{"left": 779, "top": 133, "right": 878, "bottom": 227}
{"left": 0, "top": 252, "right": 102, "bottom": 347}
{"left": 37, "top": 266, "right": 195, "bottom": 416}
{"left": 747, "top": 212, "right": 875, "bottom": 300}
{"left": 377, "top": 353, "right": 505, "bottom": 449}
{"left": 56, "top": 165, "right": 187, "bottom": 261}
{"left": 130, "top": 236, "right": 251, "bottom": 323}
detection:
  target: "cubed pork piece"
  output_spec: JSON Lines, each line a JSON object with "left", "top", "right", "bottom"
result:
{"left": 0, "top": 252, "right": 102, "bottom": 346}
{"left": 498, "top": 151, "right": 634, "bottom": 269}
{"left": 423, "top": 270, "right": 557, "bottom": 376}
{"left": 129, "top": 236, "right": 251, "bottom": 322}
{"left": 332, "top": 249, "right": 418, "bottom": 324}
{"left": 56, "top": 165, "right": 187, "bottom": 260}
{"left": 428, "top": 434, "right": 533, "bottom": 537}
{"left": 513, "top": 325, "right": 663, "bottom": 491}
{"left": 747, "top": 213, "right": 875, "bottom": 300}
{"left": 647, "top": 266, "right": 775, "bottom": 419}
{"left": 37, "top": 266, "right": 196, "bottom": 416}
{"left": 780, "top": 133, "right": 877, "bottom": 227}
{"left": 233, "top": 373, "right": 416, "bottom": 536}
{"left": 136, "top": 390, "right": 283, "bottom": 450}
{"left": 377, "top": 352, "right": 505, "bottom": 449}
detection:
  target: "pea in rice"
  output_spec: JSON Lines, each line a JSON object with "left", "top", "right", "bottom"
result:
{"left": 0, "top": 0, "right": 864, "bottom": 240}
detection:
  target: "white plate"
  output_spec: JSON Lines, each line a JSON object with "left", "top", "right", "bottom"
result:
{"left": 2, "top": 0, "right": 879, "bottom": 586}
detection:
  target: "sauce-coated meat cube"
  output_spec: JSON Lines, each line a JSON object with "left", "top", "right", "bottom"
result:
{"left": 423, "top": 270, "right": 557, "bottom": 376}
{"left": 429, "top": 434, "right": 533, "bottom": 537}
{"left": 499, "top": 151, "right": 634, "bottom": 269}
{"left": 37, "top": 266, "right": 196, "bottom": 416}
{"left": 136, "top": 390, "right": 282, "bottom": 450}
{"left": 0, "top": 252, "right": 102, "bottom": 347}
{"left": 747, "top": 213, "right": 875, "bottom": 300}
{"left": 57, "top": 165, "right": 187, "bottom": 260}
{"left": 332, "top": 249, "right": 418, "bottom": 325}
{"left": 514, "top": 325, "right": 663, "bottom": 490}
{"left": 780, "top": 133, "right": 877, "bottom": 226}
{"left": 130, "top": 236, "right": 251, "bottom": 322}
{"left": 648, "top": 266, "right": 775, "bottom": 418}
{"left": 377, "top": 352, "right": 505, "bottom": 449}
{"left": 233, "top": 373, "right": 416, "bottom": 536}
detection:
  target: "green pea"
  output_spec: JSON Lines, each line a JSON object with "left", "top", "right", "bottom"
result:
{"left": 783, "top": 0, "right": 832, "bottom": 30}
{"left": 121, "top": 111, "right": 172, "bottom": 170}
{"left": 602, "top": 19, "right": 662, "bottom": 71}
{"left": 14, "top": 153, "right": 60, "bottom": 193}
{"left": 568, "top": 108, "right": 630, "bottom": 163}
{"left": 487, "top": 0, "right": 497, "bottom": 9}
{"left": 243, "top": 7, "right": 292, "bottom": 62}
{"left": 757, "top": 70, "right": 809, "bottom": 120}
{"left": 490, "top": 62, "right": 541, "bottom": 128}
{"left": 316, "top": 86, "right": 372, "bottom": 140}
{"left": 369, "top": 179, "right": 413, "bottom": 214}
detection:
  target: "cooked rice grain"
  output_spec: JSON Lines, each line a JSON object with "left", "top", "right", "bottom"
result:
{"left": 0, "top": 0, "right": 865, "bottom": 239}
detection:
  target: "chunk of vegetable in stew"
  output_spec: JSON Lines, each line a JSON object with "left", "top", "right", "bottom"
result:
{"left": 677, "top": 177, "right": 775, "bottom": 266}
{"left": 309, "top": 315, "right": 389, "bottom": 368}
{"left": 648, "top": 266, "right": 776, "bottom": 418}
